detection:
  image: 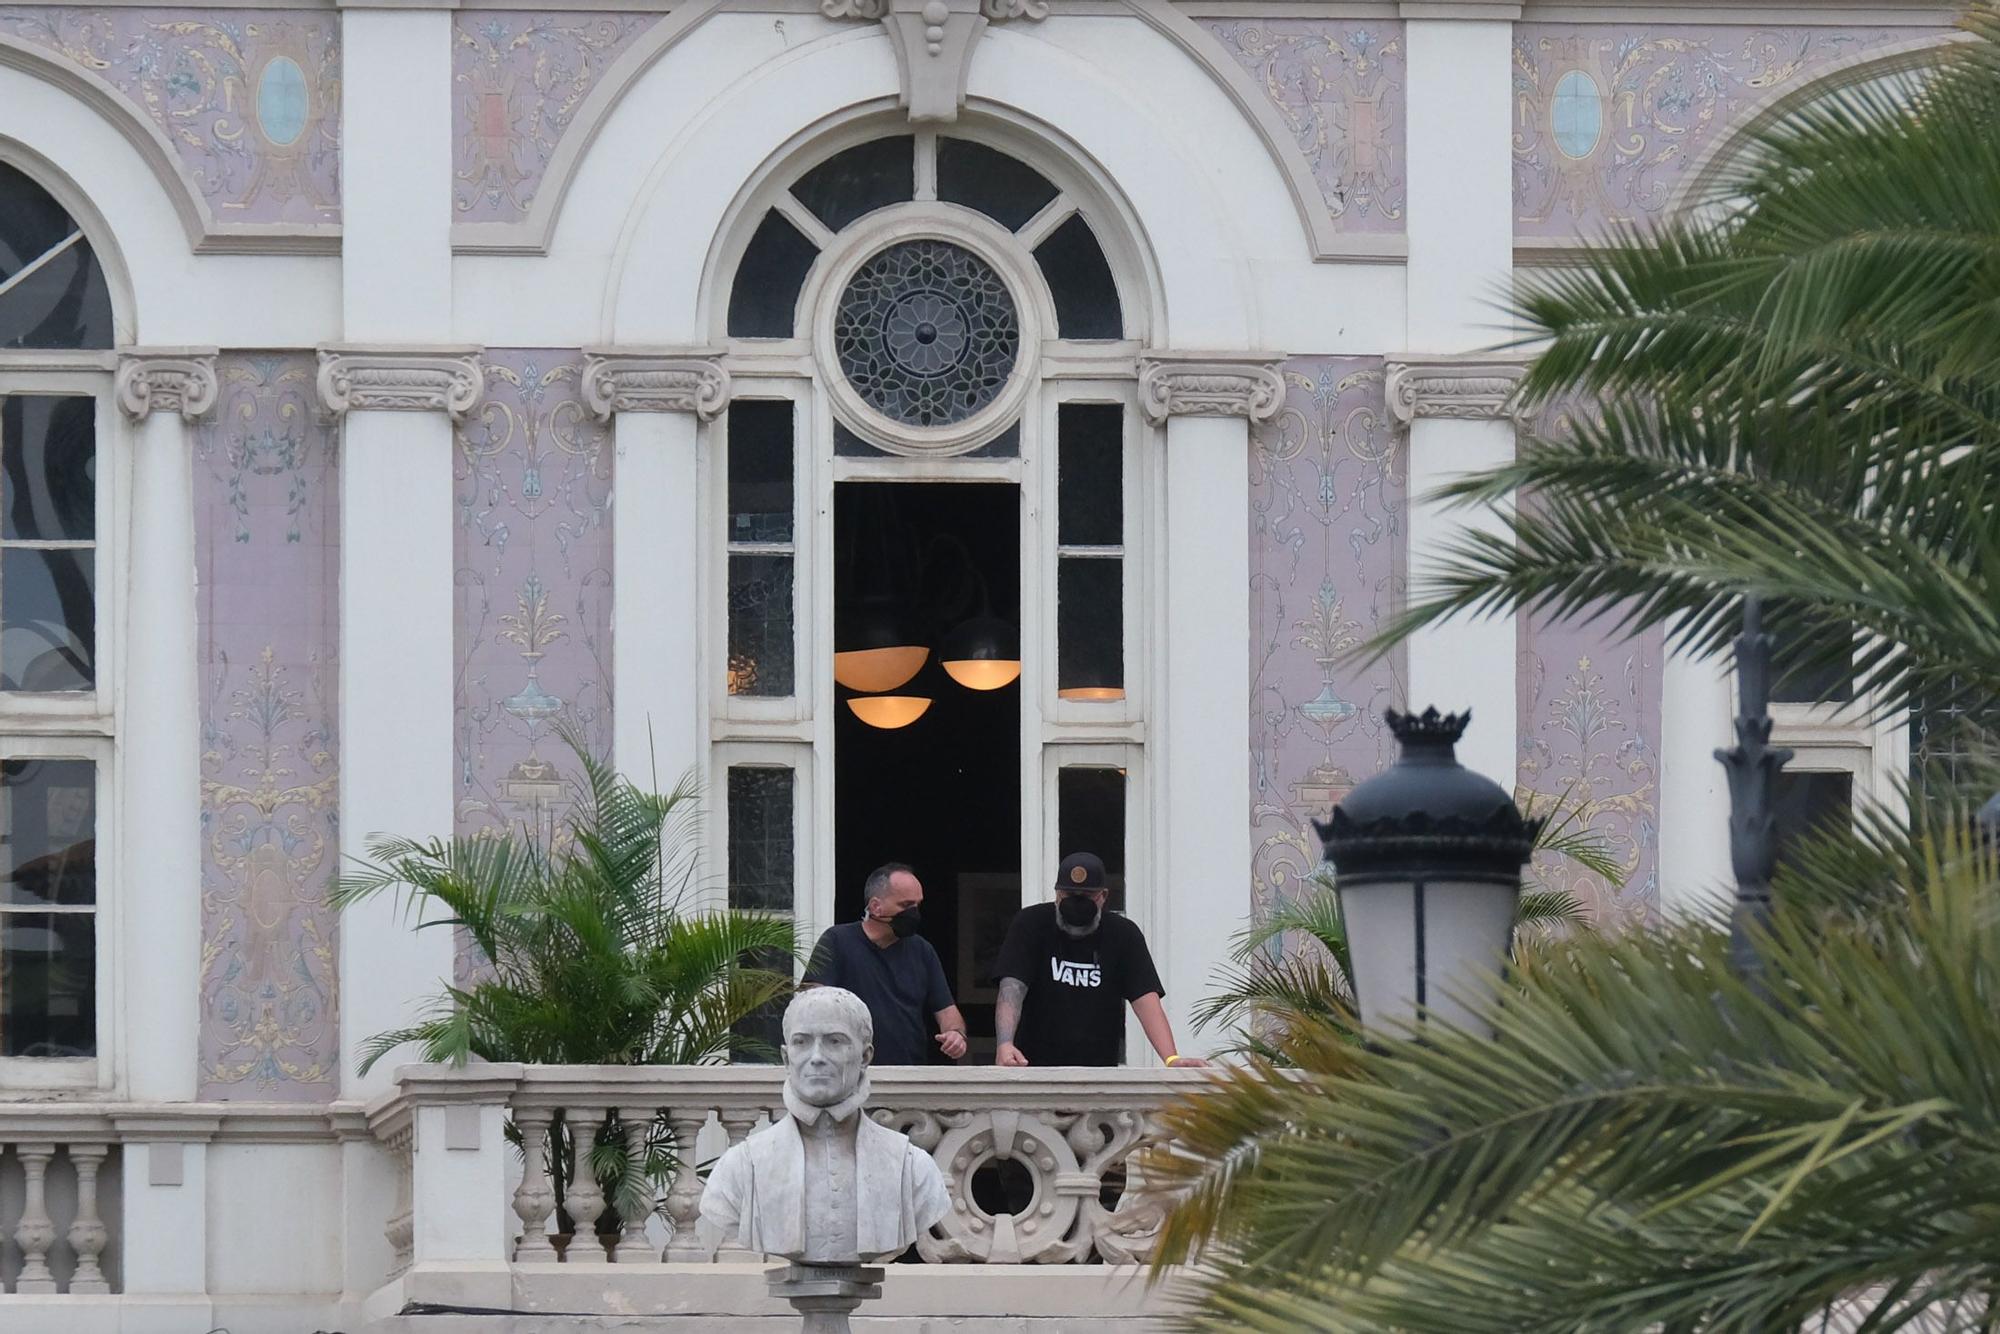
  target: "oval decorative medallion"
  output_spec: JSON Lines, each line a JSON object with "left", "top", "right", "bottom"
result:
{"left": 834, "top": 239, "right": 1020, "bottom": 429}
{"left": 256, "top": 56, "right": 312, "bottom": 148}
{"left": 1550, "top": 68, "right": 1604, "bottom": 159}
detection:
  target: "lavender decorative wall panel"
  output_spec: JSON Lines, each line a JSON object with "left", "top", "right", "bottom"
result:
{"left": 453, "top": 11, "right": 660, "bottom": 225}
{"left": 1514, "top": 24, "right": 1937, "bottom": 240}
{"left": 196, "top": 355, "right": 340, "bottom": 1099}
{"left": 455, "top": 351, "right": 613, "bottom": 977}
{"left": 0, "top": 8, "right": 340, "bottom": 224}
{"left": 1516, "top": 612, "right": 1663, "bottom": 928}
{"left": 1250, "top": 358, "right": 1404, "bottom": 917}
{"left": 1201, "top": 21, "right": 1406, "bottom": 233}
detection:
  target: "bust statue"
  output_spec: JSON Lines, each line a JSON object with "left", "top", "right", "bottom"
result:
{"left": 700, "top": 987, "right": 949, "bottom": 1263}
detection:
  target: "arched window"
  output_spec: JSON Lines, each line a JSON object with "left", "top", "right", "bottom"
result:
{"left": 0, "top": 156, "right": 117, "bottom": 1080}
{"left": 709, "top": 127, "right": 1149, "bottom": 1058}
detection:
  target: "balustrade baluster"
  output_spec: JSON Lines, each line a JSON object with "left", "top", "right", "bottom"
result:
{"left": 613, "top": 1106, "right": 657, "bottom": 1262}
{"left": 511, "top": 1107, "right": 559, "bottom": 1262}
{"left": 563, "top": 1107, "right": 609, "bottom": 1264}
{"left": 13, "top": 1142, "right": 59, "bottom": 1293}
{"left": 662, "top": 1109, "right": 709, "bottom": 1261}
{"left": 383, "top": 1128, "right": 415, "bottom": 1276}
{"left": 712, "top": 1107, "right": 764, "bottom": 1263}
{"left": 67, "top": 1143, "right": 112, "bottom": 1293}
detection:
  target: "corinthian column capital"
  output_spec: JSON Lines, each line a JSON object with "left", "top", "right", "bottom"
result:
{"left": 1384, "top": 354, "right": 1528, "bottom": 431}
{"left": 1137, "top": 352, "right": 1286, "bottom": 425}
{"left": 581, "top": 350, "right": 731, "bottom": 421}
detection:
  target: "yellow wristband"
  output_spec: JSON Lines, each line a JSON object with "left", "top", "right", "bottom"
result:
{"left": 1164, "top": 1054, "right": 1182, "bottom": 1067}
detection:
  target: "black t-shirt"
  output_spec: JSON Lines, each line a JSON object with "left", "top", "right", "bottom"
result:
{"left": 803, "top": 921, "right": 954, "bottom": 1066}
{"left": 993, "top": 903, "right": 1163, "bottom": 1067}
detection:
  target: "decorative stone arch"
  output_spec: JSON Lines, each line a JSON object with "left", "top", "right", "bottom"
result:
{"left": 465, "top": 0, "right": 1343, "bottom": 268}
{"left": 0, "top": 134, "right": 136, "bottom": 346}
{"left": 1666, "top": 31, "right": 1968, "bottom": 222}
{"left": 3, "top": 33, "right": 234, "bottom": 258}
{"left": 606, "top": 23, "right": 1268, "bottom": 348}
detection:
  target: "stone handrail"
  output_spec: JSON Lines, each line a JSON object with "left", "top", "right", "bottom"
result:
{"left": 366, "top": 1064, "right": 1210, "bottom": 1275}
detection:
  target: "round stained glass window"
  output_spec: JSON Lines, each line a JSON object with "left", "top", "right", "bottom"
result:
{"left": 833, "top": 239, "right": 1020, "bottom": 428}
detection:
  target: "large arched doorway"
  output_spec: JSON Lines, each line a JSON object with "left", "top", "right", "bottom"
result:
{"left": 710, "top": 123, "right": 1150, "bottom": 1058}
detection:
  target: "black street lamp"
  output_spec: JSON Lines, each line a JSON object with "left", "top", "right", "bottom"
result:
{"left": 1715, "top": 595, "right": 1793, "bottom": 985}
{"left": 1315, "top": 708, "right": 1542, "bottom": 1036}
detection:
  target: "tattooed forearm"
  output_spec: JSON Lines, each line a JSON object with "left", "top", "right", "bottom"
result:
{"left": 995, "top": 977, "right": 1027, "bottom": 1046}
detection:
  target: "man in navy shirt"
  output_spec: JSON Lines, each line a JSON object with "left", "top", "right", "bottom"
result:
{"left": 992, "top": 852, "right": 1206, "bottom": 1069}
{"left": 804, "top": 863, "right": 968, "bottom": 1064}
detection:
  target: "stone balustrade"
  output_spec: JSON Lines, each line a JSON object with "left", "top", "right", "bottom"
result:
{"left": 365, "top": 1064, "right": 1209, "bottom": 1278}
{"left": 0, "top": 1119, "right": 117, "bottom": 1295}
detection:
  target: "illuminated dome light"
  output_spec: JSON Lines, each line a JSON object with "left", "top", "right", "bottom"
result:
{"left": 944, "top": 658, "right": 1021, "bottom": 691}
{"left": 1058, "top": 686, "right": 1126, "bottom": 703}
{"left": 833, "top": 645, "right": 929, "bottom": 694}
{"left": 847, "top": 695, "right": 933, "bottom": 729}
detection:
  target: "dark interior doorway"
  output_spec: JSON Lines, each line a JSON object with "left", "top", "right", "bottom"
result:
{"left": 834, "top": 481, "right": 1020, "bottom": 1060}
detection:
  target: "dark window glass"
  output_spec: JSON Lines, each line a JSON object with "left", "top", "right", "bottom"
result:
{"left": 1773, "top": 770, "right": 1853, "bottom": 860}
{"left": 1033, "top": 213, "right": 1122, "bottom": 340}
{"left": 1057, "top": 557, "right": 1122, "bottom": 700}
{"left": 728, "top": 766, "right": 796, "bottom": 912}
{"left": 730, "top": 943, "right": 792, "bottom": 1063}
{"left": 1058, "top": 765, "right": 1126, "bottom": 913}
{"left": 791, "top": 136, "right": 914, "bottom": 233}
{"left": 0, "top": 759, "right": 96, "bottom": 907}
{"left": 937, "top": 138, "right": 1060, "bottom": 231}
{"left": 0, "top": 163, "right": 113, "bottom": 350}
{"left": 3, "top": 396, "right": 95, "bottom": 541}
{"left": 0, "top": 755, "right": 97, "bottom": 1059}
{"left": 728, "top": 401, "right": 794, "bottom": 544}
{"left": 727, "top": 554, "right": 794, "bottom": 697}
{"left": 0, "top": 911, "right": 95, "bottom": 1057}
{"left": 727, "top": 209, "right": 820, "bottom": 339}
{"left": 2, "top": 547, "right": 95, "bottom": 692}
{"left": 1058, "top": 404, "right": 1122, "bottom": 546}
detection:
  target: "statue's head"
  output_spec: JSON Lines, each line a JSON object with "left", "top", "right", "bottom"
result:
{"left": 781, "top": 987, "right": 873, "bottom": 1108}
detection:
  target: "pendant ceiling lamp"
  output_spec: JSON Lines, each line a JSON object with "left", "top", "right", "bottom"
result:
{"left": 940, "top": 614, "right": 1021, "bottom": 691}
{"left": 847, "top": 695, "right": 933, "bottom": 729}
{"left": 835, "top": 488, "right": 928, "bottom": 693}
{"left": 1058, "top": 654, "right": 1124, "bottom": 703}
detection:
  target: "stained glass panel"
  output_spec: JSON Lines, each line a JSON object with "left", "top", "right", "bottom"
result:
{"left": 834, "top": 240, "right": 1019, "bottom": 428}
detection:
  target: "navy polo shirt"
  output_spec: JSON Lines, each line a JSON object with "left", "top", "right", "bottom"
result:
{"left": 803, "top": 921, "right": 954, "bottom": 1066}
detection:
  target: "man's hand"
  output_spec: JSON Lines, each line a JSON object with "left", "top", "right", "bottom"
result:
{"left": 935, "top": 1029, "right": 968, "bottom": 1060}
{"left": 996, "top": 1042, "right": 1030, "bottom": 1067}
{"left": 1170, "top": 1055, "right": 1209, "bottom": 1068}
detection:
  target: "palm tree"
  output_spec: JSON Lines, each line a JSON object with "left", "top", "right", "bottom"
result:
{"left": 1151, "top": 6, "right": 2000, "bottom": 1327}
{"left": 331, "top": 732, "right": 796, "bottom": 1241}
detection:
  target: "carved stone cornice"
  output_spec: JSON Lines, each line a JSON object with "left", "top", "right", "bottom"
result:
{"left": 315, "top": 347, "right": 485, "bottom": 420}
{"left": 115, "top": 349, "right": 218, "bottom": 422}
{"left": 821, "top": 0, "right": 1046, "bottom": 122}
{"left": 1384, "top": 355, "right": 1528, "bottom": 431}
{"left": 581, "top": 351, "right": 731, "bottom": 421}
{"left": 1137, "top": 352, "right": 1286, "bottom": 425}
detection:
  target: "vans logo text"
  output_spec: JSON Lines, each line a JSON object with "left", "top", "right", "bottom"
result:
{"left": 1051, "top": 959, "right": 1101, "bottom": 987}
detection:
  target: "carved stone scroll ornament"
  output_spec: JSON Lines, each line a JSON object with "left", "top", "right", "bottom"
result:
{"left": 820, "top": 0, "right": 1046, "bottom": 122}
{"left": 115, "top": 350, "right": 219, "bottom": 421}
{"left": 581, "top": 353, "right": 731, "bottom": 421}
{"left": 1136, "top": 354, "right": 1286, "bottom": 425}
{"left": 315, "top": 348, "right": 485, "bottom": 421}
{"left": 1383, "top": 355, "right": 1528, "bottom": 431}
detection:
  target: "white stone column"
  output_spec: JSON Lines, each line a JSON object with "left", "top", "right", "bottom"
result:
{"left": 583, "top": 352, "right": 731, "bottom": 791}
{"left": 1399, "top": 4, "right": 1521, "bottom": 786}
{"left": 1659, "top": 651, "right": 1734, "bottom": 916}
{"left": 1139, "top": 354, "right": 1284, "bottom": 1058}
{"left": 320, "top": 350, "right": 483, "bottom": 1102}
{"left": 116, "top": 350, "right": 215, "bottom": 1103}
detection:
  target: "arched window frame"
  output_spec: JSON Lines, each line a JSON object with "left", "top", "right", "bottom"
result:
{"left": 0, "top": 146, "right": 125, "bottom": 1091}
{"left": 701, "top": 121, "right": 1161, "bottom": 1033}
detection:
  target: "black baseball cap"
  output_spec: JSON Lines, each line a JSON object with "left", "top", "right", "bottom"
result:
{"left": 1055, "top": 851, "right": 1106, "bottom": 892}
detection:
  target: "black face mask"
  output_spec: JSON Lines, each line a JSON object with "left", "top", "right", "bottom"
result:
{"left": 1057, "top": 894, "right": 1101, "bottom": 935}
{"left": 882, "top": 906, "right": 922, "bottom": 939}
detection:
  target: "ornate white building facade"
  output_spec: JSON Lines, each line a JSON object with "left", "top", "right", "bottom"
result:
{"left": 0, "top": 0, "right": 1946, "bottom": 1327}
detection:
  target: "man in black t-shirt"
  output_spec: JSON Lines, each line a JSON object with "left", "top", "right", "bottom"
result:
{"left": 804, "top": 862, "right": 968, "bottom": 1065}
{"left": 992, "top": 852, "right": 1207, "bottom": 1069}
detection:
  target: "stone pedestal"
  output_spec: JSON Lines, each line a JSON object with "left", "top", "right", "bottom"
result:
{"left": 766, "top": 1262, "right": 884, "bottom": 1333}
